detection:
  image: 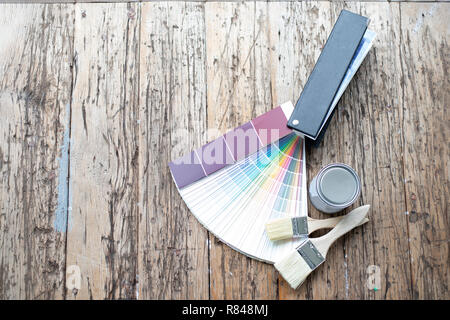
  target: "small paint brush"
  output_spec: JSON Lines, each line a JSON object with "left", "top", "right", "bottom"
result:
{"left": 265, "top": 215, "right": 369, "bottom": 241}
{"left": 274, "top": 205, "right": 370, "bottom": 290}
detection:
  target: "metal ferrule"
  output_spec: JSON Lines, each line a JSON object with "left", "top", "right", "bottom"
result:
{"left": 291, "top": 216, "right": 308, "bottom": 237}
{"left": 296, "top": 240, "right": 325, "bottom": 270}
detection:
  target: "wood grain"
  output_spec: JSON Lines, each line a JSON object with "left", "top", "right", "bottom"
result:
{"left": 0, "top": 1, "right": 448, "bottom": 300}
{"left": 335, "top": 1, "right": 413, "bottom": 300}
{"left": 273, "top": 1, "right": 416, "bottom": 300}
{"left": 264, "top": 0, "right": 337, "bottom": 299}
{"left": 66, "top": 3, "right": 140, "bottom": 299}
{"left": 0, "top": 4, "right": 74, "bottom": 299}
{"left": 0, "top": 0, "right": 140, "bottom": 3}
{"left": 400, "top": 2, "right": 449, "bottom": 299}
{"left": 138, "top": 1, "right": 209, "bottom": 299}
{"left": 205, "top": 1, "right": 279, "bottom": 299}
{"left": 0, "top": 1, "right": 446, "bottom": 4}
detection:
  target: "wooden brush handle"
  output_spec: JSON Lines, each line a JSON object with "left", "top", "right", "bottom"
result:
{"left": 313, "top": 205, "right": 370, "bottom": 256}
{"left": 308, "top": 216, "right": 369, "bottom": 234}
{"left": 308, "top": 216, "right": 343, "bottom": 233}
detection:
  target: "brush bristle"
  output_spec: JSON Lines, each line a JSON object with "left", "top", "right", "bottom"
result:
{"left": 274, "top": 250, "right": 313, "bottom": 289}
{"left": 265, "top": 218, "right": 294, "bottom": 241}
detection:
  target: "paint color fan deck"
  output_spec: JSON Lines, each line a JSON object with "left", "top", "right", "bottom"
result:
{"left": 170, "top": 102, "right": 308, "bottom": 263}
{"left": 169, "top": 28, "right": 376, "bottom": 264}
{"left": 179, "top": 131, "right": 307, "bottom": 263}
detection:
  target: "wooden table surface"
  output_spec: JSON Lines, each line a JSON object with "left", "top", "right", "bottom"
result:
{"left": 0, "top": 1, "right": 448, "bottom": 300}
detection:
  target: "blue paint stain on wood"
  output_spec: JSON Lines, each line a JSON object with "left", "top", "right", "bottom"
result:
{"left": 54, "top": 103, "right": 72, "bottom": 232}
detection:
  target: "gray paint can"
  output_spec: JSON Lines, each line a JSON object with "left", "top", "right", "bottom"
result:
{"left": 309, "top": 163, "right": 361, "bottom": 214}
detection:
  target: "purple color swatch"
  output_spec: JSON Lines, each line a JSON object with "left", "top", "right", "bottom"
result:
{"left": 199, "top": 137, "right": 235, "bottom": 175}
{"left": 170, "top": 105, "right": 294, "bottom": 189}
{"left": 169, "top": 151, "right": 206, "bottom": 189}
{"left": 224, "top": 122, "right": 261, "bottom": 162}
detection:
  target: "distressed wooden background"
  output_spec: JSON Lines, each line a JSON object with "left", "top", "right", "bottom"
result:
{"left": 0, "top": 1, "right": 448, "bottom": 300}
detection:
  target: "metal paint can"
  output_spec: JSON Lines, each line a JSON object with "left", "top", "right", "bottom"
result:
{"left": 309, "top": 163, "right": 361, "bottom": 214}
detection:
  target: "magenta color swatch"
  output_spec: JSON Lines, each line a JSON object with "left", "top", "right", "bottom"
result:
{"left": 251, "top": 106, "right": 291, "bottom": 146}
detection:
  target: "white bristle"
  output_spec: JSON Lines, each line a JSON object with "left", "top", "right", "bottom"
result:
{"left": 265, "top": 217, "right": 294, "bottom": 241}
{"left": 274, "top": 250, "right": 313, "bottom": 290}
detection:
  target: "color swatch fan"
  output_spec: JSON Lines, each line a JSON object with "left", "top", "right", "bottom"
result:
{"left": 169, "top": 27, "right": 376, "bottom": 264}
{"left": 169, "top": 102, "right": 307, "bottom": 263}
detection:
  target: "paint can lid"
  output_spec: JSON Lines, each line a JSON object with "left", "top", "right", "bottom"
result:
{"left": 318, "top": 164, "right": 360, "bottom": 206}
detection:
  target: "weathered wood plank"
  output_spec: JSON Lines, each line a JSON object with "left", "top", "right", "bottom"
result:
{"left": 337, "top": 1, "right": 413, "bottom": 300}
{"left": 65, "top": 3, "right": 140, "bottom": 299}
{"left": 0, "top": 4, "right": 74, "bottom": 299}
{"left": 138, "top": 1, "right": 209, "bottom": 299}
{"left": 400, "top": 2, "right": 449, "bottom": 299}
{"left": 0, "top": 0, "right": 139, "bottom": 3}
{"left": 276, "top": 1, "right": 414, "bottom": 300}
{"left": 265, "top": 0, "right": 338, "bottom": 299}
{"left": 0, "top": 1, "right": 445, "bottom": 4}
{"left": 205, "top": 1, "right": 279, "bottom": 299}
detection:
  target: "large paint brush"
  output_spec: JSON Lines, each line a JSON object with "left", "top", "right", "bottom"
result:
{"left": 265, "top": 214, "right": 369, "bottom": 241}
{"left": 274, "top": 205, "right": 370, "bottom": 289}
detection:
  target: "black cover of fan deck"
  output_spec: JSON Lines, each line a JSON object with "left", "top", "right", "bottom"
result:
{"left": 288, "top": 10, "right": 369, "bottom": 142}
